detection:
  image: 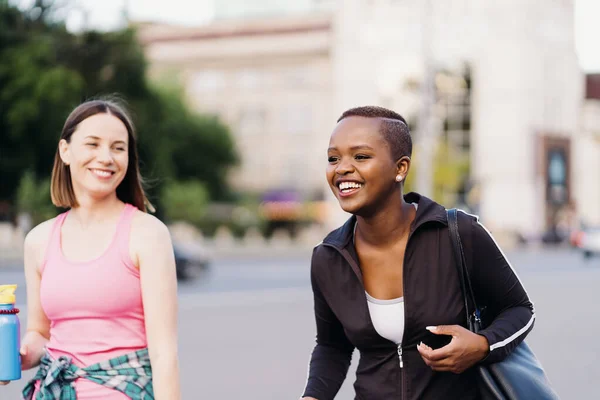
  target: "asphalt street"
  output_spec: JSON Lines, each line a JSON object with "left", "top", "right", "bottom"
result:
{"left": 0, "top": 247, "right": 598, "bottom": 399}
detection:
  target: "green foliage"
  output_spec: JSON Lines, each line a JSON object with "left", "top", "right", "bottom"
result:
{"left": 432, "top": 142, "right": 469, "bottom": 205}
{"left": 189, "top": 203, "right": 262, "bottom": 239}
{"left": 404, "top": 142, "right": 470, "bottom": 205}
{"left": 160, "top": 180, "right": 210, "bottom": 227}
{"left": 0, "top": 0, "right": 238, "bottom": 219}
{"left": 0, "top": 6, "right": 84, "bottom": 201}
{"left": 15, "top": 171, "right": 58, "bottom": 225}
{"left": 135, "top": 84, "right": 238, "bottom": 205}
{"left": 161, "top": 188, "right": 262, "bottom": 238}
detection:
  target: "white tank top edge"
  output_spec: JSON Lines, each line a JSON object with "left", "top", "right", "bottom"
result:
{"left": 366, "top": 292, "right": 405, "bottom": 345}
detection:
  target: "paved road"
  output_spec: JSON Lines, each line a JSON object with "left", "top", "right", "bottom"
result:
{"left": 0, "top": 247, "right": 598, "bottom": 399}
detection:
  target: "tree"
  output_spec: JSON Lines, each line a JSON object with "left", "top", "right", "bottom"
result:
{"left": 0, "top": 0, "right": 237, "bottom": 220}
{"left": 139, "top": 84, "right": 238, "bottom": 201}
{"left": 0, "top": 0, "right": 84, "bottom": 205}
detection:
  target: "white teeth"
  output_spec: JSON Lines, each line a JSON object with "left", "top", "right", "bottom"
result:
{"left": 91, "top": 169, "right": 112, "bottom": 177}
{"left": 339, "top": 181, "right": 362, "bottom": 190}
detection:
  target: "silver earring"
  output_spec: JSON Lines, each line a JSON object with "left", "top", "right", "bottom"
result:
{"left": 396, "top": 175, "right": 403, "bottom": 182}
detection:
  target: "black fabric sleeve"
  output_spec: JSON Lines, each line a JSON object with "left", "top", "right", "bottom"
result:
{"left": 302, "top": 247, "right": 354, "bottom": 400}
{"left": 466, "top": 215, "right": 535, "bottom": 365}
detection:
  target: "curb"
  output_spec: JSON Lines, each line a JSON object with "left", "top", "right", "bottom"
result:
{"left": 0, "top": 243, "right": 316, "bottom": 269}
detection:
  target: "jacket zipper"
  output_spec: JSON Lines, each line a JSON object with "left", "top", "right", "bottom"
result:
{"left": 397, "top": 345, "right": 403, "bottom": 368}
{"left": 322, "top": 225, "right": 418, "bottom": 400}
{"left": 399, "top": 226, "right": 417, "bottom": 400}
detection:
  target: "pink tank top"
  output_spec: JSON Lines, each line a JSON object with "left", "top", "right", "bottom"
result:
{"left": 38, "top": 204, "right": 147, "bottom": 399}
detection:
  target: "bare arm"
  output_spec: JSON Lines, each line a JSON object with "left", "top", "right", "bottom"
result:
{"left": 134, "top": 214, "right": 181, "bottom": 400}
{"left": 21, "top": 222, "right": 52, "bottom": 370}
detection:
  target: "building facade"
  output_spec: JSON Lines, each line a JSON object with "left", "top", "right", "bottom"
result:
{"left": 138, "top": 13, "right": 334, "bottom": 199}
{"left": 576, "top": 74, "right": 600, "bottom": 226}
{"left": 138, "top": 0, "right": 596, "bottom": 239}
{"left": 213, "top": 0, "right": 333, "bottom": 21}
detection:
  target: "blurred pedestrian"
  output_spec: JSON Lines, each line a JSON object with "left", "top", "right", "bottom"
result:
{"left": 0, "top": 99, "right": 181, "bottom": 399}
{"left": 300, "top": 106, "right": 535, "bottom": 400}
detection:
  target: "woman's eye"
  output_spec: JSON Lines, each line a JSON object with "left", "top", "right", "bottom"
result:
{"left": 355, "top": 154, "right": 370, "bottom": 160}
{"left": 86, "top": 143, "right": 97, "bottom": 147}
{"left": 328, "top": 156, "right": 339, "bottom": 163}
{"left": 115, "top": 147, "right": 126, "bottom": 151}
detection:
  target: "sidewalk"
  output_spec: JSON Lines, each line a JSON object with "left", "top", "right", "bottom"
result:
{"left": 0, "top": 219, "right": 322, "bottom": 269}
{"left": 2, "top": 223, "right": 529, "bottom": 269}
{"left": 0, "top": 240, "right": 316, "bottom": 270}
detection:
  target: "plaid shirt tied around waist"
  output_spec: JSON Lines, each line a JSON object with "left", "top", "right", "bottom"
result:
{"left": 22, "top": 348, "right": 154, "bottom": 400}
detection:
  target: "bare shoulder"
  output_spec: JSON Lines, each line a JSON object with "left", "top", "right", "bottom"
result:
{"left": 24, "top": 218, "right": 57, "bottom": 252}
{"left": 130, "top": 210, "right": 172, "bottom": 246}
{"left": 129, "top": 211, "right": 175, "bottom": 272}
{"left": 23, "top": 217, "right": 58, "bottom": 267}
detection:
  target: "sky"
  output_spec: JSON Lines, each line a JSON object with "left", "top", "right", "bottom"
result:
{"left": 13, "top": 0, "right": 600, "bottom": 72}
{"left": 574, "top": 0, "right": 600, "bottom": 72}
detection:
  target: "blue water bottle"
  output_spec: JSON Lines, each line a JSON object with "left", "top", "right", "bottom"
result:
{"left": 0, "top": 284, "right": 21, "bottom": 381}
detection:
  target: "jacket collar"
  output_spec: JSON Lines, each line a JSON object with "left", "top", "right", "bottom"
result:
{"left": 321, "top": 192, "right": 448, "bottom": 250}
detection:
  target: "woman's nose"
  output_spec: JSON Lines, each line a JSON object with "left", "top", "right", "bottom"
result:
{"left": 335, "top": 158, "right": 354, "bottom": 175}
{"left": 97, "top": 147, "right": 114, "bottom": 163}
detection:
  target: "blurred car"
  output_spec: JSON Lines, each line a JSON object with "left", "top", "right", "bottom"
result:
{"left": 570, "top": 226, "right": 600, "bottom": 259}
{"left": 173, "top": 243, "right": 211, "bottom": 281}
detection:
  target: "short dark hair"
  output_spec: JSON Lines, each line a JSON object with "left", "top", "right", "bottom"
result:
{"left": 51, "top": 98, "right": 153, "bottom": 212}
{"left": 337, "top": 106, "right": 412, "bottom": 160}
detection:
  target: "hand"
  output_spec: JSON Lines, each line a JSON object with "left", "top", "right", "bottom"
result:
{"left": 20, "top": 330, "right": 49, "bottom": 371}
{"left": 417, "top": 325, "right": 489, "bottom": 374}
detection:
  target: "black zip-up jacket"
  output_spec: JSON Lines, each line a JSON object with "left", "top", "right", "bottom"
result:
{"left": 302, "top": 193, "right": 535, "bottom": 400}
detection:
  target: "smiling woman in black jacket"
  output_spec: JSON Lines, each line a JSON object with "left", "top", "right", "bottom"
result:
{"left": 300, "top": 106, "right": 535, "bottom": 400}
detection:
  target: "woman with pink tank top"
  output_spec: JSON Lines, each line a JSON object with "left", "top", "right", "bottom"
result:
{"left": 0, "top": 99, "right": 181, "bottom": 399}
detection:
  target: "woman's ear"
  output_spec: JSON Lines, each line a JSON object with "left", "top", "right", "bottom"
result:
{"left": 58, "top": 139, "right": 71, "bottom": 166}
{"left": 395, "top": 156, "right": 411, "bottom": 182}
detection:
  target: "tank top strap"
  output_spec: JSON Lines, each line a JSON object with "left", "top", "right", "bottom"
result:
{"left": 40, "top": 211, "right": 69, "bottom": 274}
{"left": 115, "top": 204, "right": 138, "bottom": 270}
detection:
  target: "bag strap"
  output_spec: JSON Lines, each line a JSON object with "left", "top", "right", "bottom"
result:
{"left": 447, "top": 209, "right": 481, "bottom": 328}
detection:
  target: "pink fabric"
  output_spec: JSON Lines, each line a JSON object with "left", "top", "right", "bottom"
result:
{"left": 37, "top": 204, "right": 147, "bottom": 399}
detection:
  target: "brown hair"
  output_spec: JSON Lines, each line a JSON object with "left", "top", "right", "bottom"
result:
{"left": 50, "top": 98, "right": 152, "bottom": 212}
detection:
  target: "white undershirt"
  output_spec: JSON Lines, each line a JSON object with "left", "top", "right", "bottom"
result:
{"left": 366, "top": 292, "right": 405, "bottom": 344}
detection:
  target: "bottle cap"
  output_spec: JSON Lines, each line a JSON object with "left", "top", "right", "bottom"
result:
{"left": 0, "top": 285, "right": 17, "bottom": 304}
